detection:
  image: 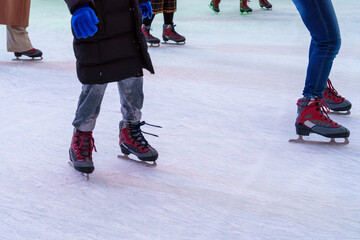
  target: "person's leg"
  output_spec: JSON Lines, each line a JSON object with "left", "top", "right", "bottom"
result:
{"left": 163, "top": 12, "right": 174, "bottom": 25}
{"left": 6, "top": 25, "right": 33, "bottom": 52}
{"left": 118, "top": 77, "right": 158, "bottom": 161}
{"left": 292, "top": 0, "right": 349, "bottom": 141}
{"left": 70, "top": 84, "right": 107, "bottom": 174}
{"left": 72, "top": 84, "right": 108, "bottom": 132}
{"left": 143, "top": 15, "right": 155, "bottom": 27}
{"left": 162, "top": 0, "right": 186, "bottom": 43}
{"left": 293, "top": 0, "right": 341, "bottom": 98}
{"left": 117, "top": 77, "right": 144, "bottom": 129}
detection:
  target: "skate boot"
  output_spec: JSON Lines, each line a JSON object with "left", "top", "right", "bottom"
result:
{"left": 69, "top": 130, "right": 96, "bottom": 175}
{"left": 240, "top": 0, "right": 252, "bottom": 14}
{"left": 209, "top": 0, "right": 221, "bottom": 13}
{"left": 141, "top": 25, "right": 160, "bottom": 47}
{"left": 119, "top": 121, "right": 159, "bottom": 162}
{"left": 162, "top": 24, "right": 186, "bottom": 44}
{"left": 290, "top": 97, "right": 350, "bottom": 144}
{"left": 323, "top": 79, "right": 352, "bottom": 115}
{"left": 259, "top": 0, "right": 272, "bottom": 9}
{"left": 14, "top": 48, "right": 43, "bottom": 60}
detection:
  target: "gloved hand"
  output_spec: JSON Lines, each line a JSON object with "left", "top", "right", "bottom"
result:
{"left": 71, "top": 4, "right": 99, "bottom": 39}
{"left": 139, "top": 1, "right": 153, "bottom": 19}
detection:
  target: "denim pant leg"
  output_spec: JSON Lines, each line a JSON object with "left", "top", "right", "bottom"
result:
{"left": 117, "top": 77, "right": 144, "bottom": 130}
{"left": 72, "top": 84, "right": 108, "bottom": 132}
{"left": 293, "top": 0, "right": 341, "bottom": 98}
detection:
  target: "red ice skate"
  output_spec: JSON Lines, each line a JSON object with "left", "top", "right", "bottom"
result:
{"left": 141, "top": 24, "right": 160, "bottom": 47}
{"left": 162, "top": 24, "right": 186, "bottom": 44}
{"left": 209, "top": 0, "right": 221, "bottom": 13}
{"left": 69, "top": 130, "right": 96, "bottom": 177}
{"left": 240, "top": 0, "right": 252, "bottom": 14}
{"left": 14, "top": 48, "right": 43, "bottom": 60}
{"left": 259, "top": 0, "right": 272, "bottom": 9}
{"left": 290, "top": 97, "right": 350, "bottom": 145}
{"left": 119, "top": 121, "right": 159, "bottom": 165}
{"left": 323, "top": 79, "right": 352, "bottom": 115}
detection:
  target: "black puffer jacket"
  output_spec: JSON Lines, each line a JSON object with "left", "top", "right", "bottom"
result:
{"left": 65, "top": 0, "right": 154, "bottom": 84}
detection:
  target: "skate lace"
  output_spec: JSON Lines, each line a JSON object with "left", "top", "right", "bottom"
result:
{"left": 142, "top": 26, "right": 158, "bottom": 40}
{"left": 167, "top": 25, "right": 182, "bottom": 38}
{"left": 326, "top": 79, "right": 344, "bottom": 100}
{"left": 128, "top": 121, "right": 162, "bottom": 150}
{"left": 315, "top": 98, "right": 338, "bottom": 125}
{"left": 73, "top": 131, "right": 97, "bottom": 161}
{"left": 297, "top": 97, "right": 338, "bottom": 125}
{"left": 147, "top": 27, "right": 158, "bottom": 40}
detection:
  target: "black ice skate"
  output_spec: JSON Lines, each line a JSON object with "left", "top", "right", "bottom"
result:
{"left": 142, "top": 25, "right": 160, "bottom": 47}
{"left": 118, "top": 121, "right": 160, "bottom": 167}
{"left": 69, "top": 130, "right": 96, "bottom": 179}
{"left": 289, "top": 97, "right": 350, "bottom": 145}
{"left": 14, "top": 48, "right": 43, "bottom": 61}
{"left": 259, "top": 0, "right": 272, "bottom": 10}
{"left": 162, "top": 24, "right": 186, "bottom": 45}
{"left": 240, "top": 0, "right": 252, "bottom": 14}
{"left": 209, "top": 0, "right": 221, "bottom": 13}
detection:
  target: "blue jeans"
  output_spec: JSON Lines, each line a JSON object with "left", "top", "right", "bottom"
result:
{"left": 293, "top": 0, "right": 341, "bottom": 98}
{"left": 72, "top": 77, "right": 144, "bottom": 132}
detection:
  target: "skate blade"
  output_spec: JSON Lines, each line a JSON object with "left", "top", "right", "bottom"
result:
{"left": 68, "top": 161, "right": 90, "bottom": 180}
{"left": 260, "top": 6, "right": 272, "bottom": 10}
{"left": 329, "top": 110, "right": 351, "bottom": 116}
{"left": 149, "top": 43, "right": 160, "bottom": 47}
{"left": 117, "top": 155, "right": 157, "bottom": 168}
{"left": 12, "top": 56, "right": 43, "bottom": 61}
{"left": 289, "top": 135, "right": 349, "bottom": 145}
{"left": 161, "top": 41, "right": 186, "bottom": 45}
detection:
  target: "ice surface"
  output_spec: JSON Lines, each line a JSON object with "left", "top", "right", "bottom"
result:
{"left": 0, "top": 0, "right": 359, "bottom": 239}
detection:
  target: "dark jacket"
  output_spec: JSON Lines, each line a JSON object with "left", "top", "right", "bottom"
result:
{"left": 65, "top": 0, "right": 154, "bottom": 84}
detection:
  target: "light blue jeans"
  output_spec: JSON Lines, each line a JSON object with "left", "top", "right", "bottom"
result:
{"left": 72, "top": 77, "right": 144, "bottom": 132}
{"left": 293, "top": 0, "right": 341, "bottom": 98}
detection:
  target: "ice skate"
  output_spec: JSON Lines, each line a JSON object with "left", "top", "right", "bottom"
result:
{"left": 259, "top": 0, "right": 272, "bottom": 9}
{"left": 69, "top": 130, "right": 96, "bottom": 179}
{"left": 13, "top": 48, "right": 43, "bottom": 61}
{"left": 209, "top": 0, "right": 221, "bottom": 13}
{"left": 119, "top": 121, "right": 160, "bottom": 166}
{"left": 141, "top": 25, "right": 160, "bottom": 47}
{"left": 323, "top": 79, "right": 352, "bottom": 115}
{"left": 240, "top": 0, "right": 252, "bottom": 14}
{"left": 162, "top": 24, "right": 186, "bottom": 45}
{"left": 289, "top": 97, "right": 350, "bottom": 145}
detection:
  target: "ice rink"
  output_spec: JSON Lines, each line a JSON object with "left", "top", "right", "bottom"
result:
{"left": 0, "top": 0, "right": 359, "bottom": 239}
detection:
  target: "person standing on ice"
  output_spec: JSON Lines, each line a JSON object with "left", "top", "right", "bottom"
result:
{"left": 290, "top": 0, "right": 352, "bottom": 144}
{"left": 65, "top": 0, "right": 159, "bottom": 175}
{"left": 141, "top": 0, "right": 186, "bottom": 46}
{"left": 209, "top": 0, "right": 272, "bottom": 14}
{"left": 0, "top": 0, "right": 43, "bottom": 60}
